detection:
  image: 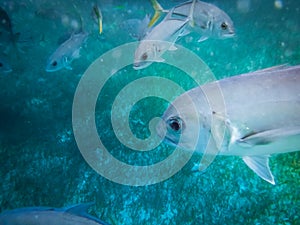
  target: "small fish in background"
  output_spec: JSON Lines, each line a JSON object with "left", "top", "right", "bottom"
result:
{"left": 0, "top": 55, "right": 12, "bottom": 73}
{"left": 133, "top": 17, "right": 189, "bottom": 70}
{"left": 134, "top": 0, "right": 235, "bottom": 70}
{"left": 170, "top": 0, "right": 235, "bottom": 42}
{"left": 0, "top": 6, "right": 19, "bottom": 52}
{"left": 0, "top": 203, "right": 110, "bottom": 225}
{"left": 93, "top": 4, "right": 103, "bottom": 34}
{"left": 45, "top": 31, "right": 88, "bottom": 72}
{"left": 120, "top": 14, "right": 151, "bottom": 40}
{"left": 156, "top": 65, "right": 300, "bottom": 184}
{"left": 133, "top": 2, "right": 194, "bottom": 70}
{"left": 148, "top": 0, "right": 235, "bottom": 42}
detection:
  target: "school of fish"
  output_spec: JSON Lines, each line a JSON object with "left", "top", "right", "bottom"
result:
{"left": 0, "top": 0, "right": 299, "bottom": 223}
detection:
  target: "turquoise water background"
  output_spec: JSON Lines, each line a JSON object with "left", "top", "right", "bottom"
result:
{"left": 0, "top": 0, "right": 299, "bottom": 224}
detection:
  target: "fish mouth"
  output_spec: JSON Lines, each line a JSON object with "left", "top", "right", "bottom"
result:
{"left": 133, "top": 61, "right": 151, "bottom": 70}
{"left": 223, "top": 31, "right": 235, "bottom": 38}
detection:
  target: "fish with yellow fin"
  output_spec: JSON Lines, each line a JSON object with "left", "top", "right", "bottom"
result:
{"left": 148, "top": 0, "right": 235, "bottom": 41}
{"left": 93, "top": 4, "right": 103, "bottom": 34}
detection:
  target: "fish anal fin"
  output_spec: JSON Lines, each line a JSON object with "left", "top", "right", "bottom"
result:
{"left": 242, "top": 155, "right": 275, "bottom": 185}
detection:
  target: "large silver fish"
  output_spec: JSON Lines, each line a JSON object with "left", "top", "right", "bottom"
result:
{"left": 0, "top": 203, "right": 110, "bottom": 225}
{"left": 46, "top": 32, "right": 88, "bottom": 72}
{"left": 156, "top": 65, "right": 300, "bottom": 184}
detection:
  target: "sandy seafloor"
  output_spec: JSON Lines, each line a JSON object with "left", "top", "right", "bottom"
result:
{"left": 0, "top": 0, "right": 299, "bottom": 224}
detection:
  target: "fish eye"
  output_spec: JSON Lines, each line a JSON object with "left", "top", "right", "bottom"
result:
{"left": 0, "top": 62, "right": 3, "bottom": 67}
{"left": 141, "top": 53, "right": 148, "bottom": 60}
{"left": 51, "top": 61, "right": 58, "bottom": 67}
{"left": 168, "top": 117, "right": 182, "bottom": 132}
{"left": 221, "top": 22, "right": 228, "bottom": 30}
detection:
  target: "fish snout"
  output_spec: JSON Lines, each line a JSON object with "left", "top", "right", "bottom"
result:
{"left": 133, "top": 61, "right": 151, "bottom": 70}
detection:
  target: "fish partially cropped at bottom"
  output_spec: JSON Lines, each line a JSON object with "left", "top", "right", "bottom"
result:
{"left": 0, "top": 203, "right": 110, "bottom": 225}
{"left": 156, "top": 65, "right": 300, "bottom": 184}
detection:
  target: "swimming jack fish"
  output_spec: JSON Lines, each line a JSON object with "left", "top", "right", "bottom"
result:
{"left": 46, "top": 32, "right": 88, "bottom": 72}
{"left": 133, "top": 1, "right": 195, "bottom": 70}
{"left": 149, "top": 0, "right": 235, "bottom": 42}
{"left": 134, "top": 0, "right": 235, "bottom": 70}
{"left": 156, "top": 65, "right": 300, "bottom": 184}
{"left": 170, "top": 0, "right": 235, "bottom": 42}
{"left": 0, "top": 203, "right": 110, "bottom": 225}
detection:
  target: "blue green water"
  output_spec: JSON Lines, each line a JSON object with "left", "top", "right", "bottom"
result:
{"left": 0, "top": 0, "right": 299, "bottom": 224}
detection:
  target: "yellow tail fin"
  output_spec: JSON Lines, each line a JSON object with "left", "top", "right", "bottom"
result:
{"left": 93, "top": 4, "right": 103, "bottom": 34}
{"left": 148, "top": 0, "right": 164, "bottom": 27}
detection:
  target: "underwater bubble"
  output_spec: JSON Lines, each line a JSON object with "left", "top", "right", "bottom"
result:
{"left": 237, "top": 0, "right": 251, "bottom": 13}
{"left": 274, "top": 0, "right": 283, "bottom": 9}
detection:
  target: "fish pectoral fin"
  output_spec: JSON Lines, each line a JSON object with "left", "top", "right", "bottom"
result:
{"left": 242, "top": 155, "right": 275, "bottom": 185}
{"left": 65, "top": 65, "right": 73, "bottom": 70}
{"left": 154, "top": 56, "right": 165, "bottom": 62}
{"left": 179, "top": 28, "right": 190, "bottom": 37}
{"left": 168, "top": 45, "right": 177, "bottom": 51}
{"left": 238, "top": 127, "right": 300, "bottom": 147}
{"left": 62, "top": 57, "right": 73, "bottom": 70}
{"left": 197, "top": 36, "right": 208, "bottom": 42}
{"left": 72, "top": 49, "right": 81, "bottom": 59}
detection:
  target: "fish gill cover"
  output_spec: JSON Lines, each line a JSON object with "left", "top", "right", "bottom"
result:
{"left": 0, "top": 0, "right": 299, "bottom": 225}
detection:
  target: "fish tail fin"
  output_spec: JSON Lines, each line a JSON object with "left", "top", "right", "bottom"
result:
{"left": 93, "top": 4, "right": 103, "bottom": 34}
{"left": 188, "top": 0, "right": 197, "bottom": 27}
{"left": 148, "top": 0, "right": 166, "bottom": 27}
{"left": 71, "top": 3, "right": 85, "bottom": 34}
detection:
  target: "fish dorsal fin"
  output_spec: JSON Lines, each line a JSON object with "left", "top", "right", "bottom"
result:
{"left": 65, "top": 203, "right": 109, "bottom": 225}
{"left": 65, "top": 202, "right": 94, "bottom": 216}
{"left": 242, "top": 155, "right": 275, "bottom": 185}
{"left": 251, "top": 64, "right": 289, "bottom": 74}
